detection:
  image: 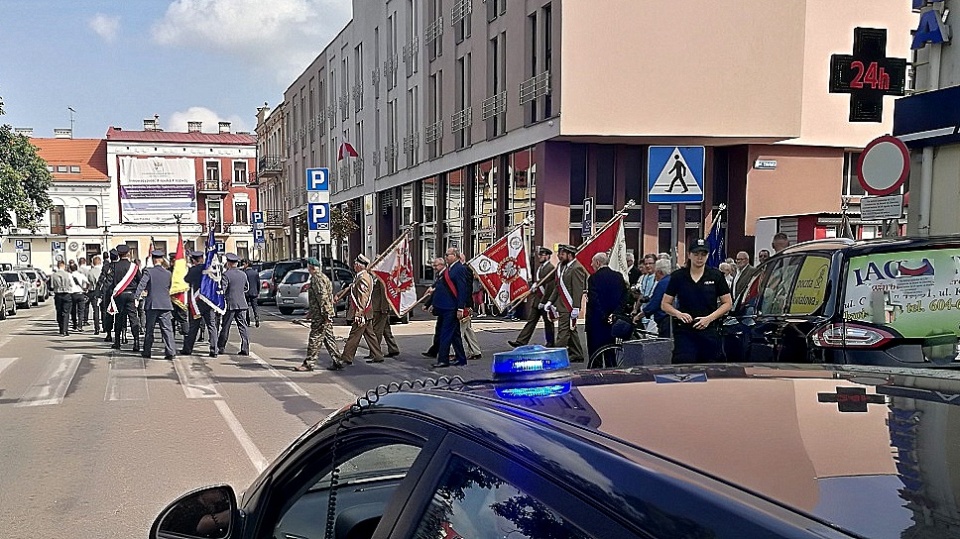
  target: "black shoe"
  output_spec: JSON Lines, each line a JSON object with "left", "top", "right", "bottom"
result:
{"left": 179, "top": 349, "right": 192, "bottom": 355}
{"left": 453, "top": 360, "right": 468, "bottom": 366}
{"left": 94, "top": 331, "right": 100, "bottom": 335}
{"left": 430, "top": 362, "right": 452, "bottom": 368}
{"left": 208, "top": 352, "right": 217, "bottom": 358}
{"left": 326, "top": 363, "right": 343, "bottom": 371}
{"left": 237, "top": 351, "right": 249, "bottom": 356}
{"left": 133, "top": 346, "right": 141, "bottom": 353}
{"left": 363, "top": 355, "right": 373, "bottom": 359}
{"left": 104, "top": 335, "right": 113, "bottom": 342}
{"left": 111, "top": 343, "right": 121, "bottom": 350}
{"left": 255, "top": 321, "right": 260, "bottom": 328}
{"left": 421, "top": 351, "right": 437, "bottom": 358}
{"left": 141, "top": 353, "right": 151, "bottom": 359}
{"left": 164, "top": 355, "right": 175, "bottom": 360}
{"left": 507, "top": 340, "right": 523, "bottom": 348}
{"left": 386, "top": 351, "right": 400, "bottom": 357}
{"left": 366, "top": 357, "right": 385, "bottom": 363}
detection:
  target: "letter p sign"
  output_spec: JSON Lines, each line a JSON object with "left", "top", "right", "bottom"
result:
{"left": 306, "top": 168, "right": 329, "bottom": 191}
{"left": 308, "top": 203, "right": 330, "bottom": 231}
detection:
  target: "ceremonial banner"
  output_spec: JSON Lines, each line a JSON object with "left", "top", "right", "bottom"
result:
{"left": 370, "top": 234, "right": 418, "bottom": 316}
{"left": 469, "top": 226, "right": 531, "bottom": 312}
{"left": 170, "top": 234, "right": 189, "bottom": 311}
{"left": 575, "top": 216, "right": 629, "bottom": 282}
{"left": 198, "top": 228, "right": 226, "bottom": 314}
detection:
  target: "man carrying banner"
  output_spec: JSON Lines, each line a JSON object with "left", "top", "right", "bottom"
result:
{"left": 509, "top": 246, "right": 556, "bottom": 348}
{"left": 295, "top": 257, "right": 344, "bottom": 371}
{"left": 340, "top": 254, "right": 383, "bottom": 365}
{"left": 108, "top": 244, "right": 142, "bottom": 352}
{"left": 181, "top": 250, "right": 220, "bottom": 358}
{"left": 545, "top": 244, "right": 588, "bottom": 362}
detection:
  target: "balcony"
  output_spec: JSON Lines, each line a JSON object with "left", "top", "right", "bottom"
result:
{"left": 197, "top": 178, "right": 228, "bottom": 195}
{"left": 258, "top": 157, "right": 284, "bottom": 178}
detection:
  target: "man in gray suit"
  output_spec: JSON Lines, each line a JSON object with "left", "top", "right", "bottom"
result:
{"left": 134, "top": 250, "right": 176, "bottom": 360}
{"left": 217, "top": 253, "right": 250, "bottom": 356}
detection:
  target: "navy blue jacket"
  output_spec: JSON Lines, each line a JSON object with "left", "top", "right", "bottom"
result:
{"left": 586, "top": 267, "right": 627, "bottom": 327}
{"left": 642, "top": 275, "right": 671, "bottom": 322}
{"left": 431, "top": 262, "right": 470, "bottom": 311}
{"left": 185, "top": 264, "right": 205, "bottom": 292}
{"left": 134, "top": 266, "right": 174, "bottom": 311}
{"left": 244, "top": 267, "right": 260, "bottom": 298}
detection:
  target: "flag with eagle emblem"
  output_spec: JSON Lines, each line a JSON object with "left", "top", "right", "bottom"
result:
{"left": 575, "top": 216, "right": 629, "bottom": 282}
{"left": 369, "top": 234, "right": 418, "bottom": 316}
{"left": 469, "top": 226, "right": 531, "bottom": 312}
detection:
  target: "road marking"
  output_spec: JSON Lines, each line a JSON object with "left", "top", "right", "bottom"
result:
{"left": 172, "top": 356, "right": 222, "bottom": 399}
{"left": 214, "top": 399, "right": 269, "bottom": 473}
{"left": 104, "top": 353, "right": 149, "bottom": 401}
{"left": 247, "top": 351, "right": 310, "bottom": 397}
{"left": 16, "top": 354, "right": 83, "bottom": 407}
{"left": 0, "top": 357, "right": 18, "bottom": 379}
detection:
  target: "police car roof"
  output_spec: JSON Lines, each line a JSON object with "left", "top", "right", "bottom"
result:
{"left": 366, "top": 363, "right": 960, "bottom": 539}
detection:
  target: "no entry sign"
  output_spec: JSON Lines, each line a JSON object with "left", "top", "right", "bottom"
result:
{"left": 857, "top": 135, "right": 910, "bottom": 196}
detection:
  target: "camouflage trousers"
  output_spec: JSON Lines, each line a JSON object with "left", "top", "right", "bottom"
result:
{"left": 305, "top": 317, "right": 342, "bottom": 368}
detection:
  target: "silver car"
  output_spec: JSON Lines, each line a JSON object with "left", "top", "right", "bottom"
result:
{"left": 0, "top": 278, "right": 16, "bottom": 319}
{"left": 15, "top": 267, "right": 48, "bottom": 303}
{"left": 2, "top": 271, "right": 37, "bottom": 309}
{"left": 275, "top": 268, "right": 354, "bottom": 315}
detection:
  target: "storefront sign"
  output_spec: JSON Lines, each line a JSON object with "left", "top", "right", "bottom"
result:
{"left": 829, "top": 28, "right": 907, "bottom": 122}
{"left": 119, "top": 157, "right": 197, "bottom": 224}
{"left": 912, "top": 0, "right": 951, "bottom": 50}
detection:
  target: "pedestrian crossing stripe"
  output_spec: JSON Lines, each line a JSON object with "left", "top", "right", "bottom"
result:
{"left": 647, "top": 146, "right": 705, "bottom": 204}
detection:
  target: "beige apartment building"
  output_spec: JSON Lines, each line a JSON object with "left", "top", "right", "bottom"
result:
{"left": 273, "top": 0, "right": 914, "bottom": 277}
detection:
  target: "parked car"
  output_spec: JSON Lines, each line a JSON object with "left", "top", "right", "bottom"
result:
{"left": 257, "top": 268, "right": 276, "bottom": 305}
{"left": 152, "top": 355, "right": 960, "bottom": 539}
{"left": 0, "top": 278, "right": 15, "bottom": 319}
{"left": 15, "top": 267, "right": 48, "bottom": 303}
{"left": 275, "top": 267, "right": 354, "bottom": 315}
{"left": 722, "top": 235, "right": 960, "bottom": 368}
{"left": 2, "top": 271, "right": 36, "bottom": 309}
{"left": 272, "top": 258, "right": 350, "bottom": 294}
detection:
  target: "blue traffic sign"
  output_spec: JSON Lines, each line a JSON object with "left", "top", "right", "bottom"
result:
{"left": 51, "top": 241, "right": 63, "bottom": 251}
{"left": 216, "top": 241, "right": 226, "bottom": 253}
{"left": 251, "top": 211, "right": 264, "bottom": 225}
{"left": 308, "top": 203, "right": 330, "bottom": 231}
{"left": 306, "top": 168, "right": 330, "bottom": 191}
{"left": 253, "top": 228, "right": 266, "bottom": 244}
{"left": 15, "top": 240, "right": 24, "bottom": 250}
{"left": 647, "top": 146, "right": 705, "bottom": 204}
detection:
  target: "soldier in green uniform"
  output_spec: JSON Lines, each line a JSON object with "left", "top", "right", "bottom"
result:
{"left": 295, "top": 258, "right": 344, "bottom": 372}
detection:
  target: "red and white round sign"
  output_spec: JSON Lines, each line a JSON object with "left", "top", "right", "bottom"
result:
{"left": 857, "top": 135, "right": 909, "bottom": 196}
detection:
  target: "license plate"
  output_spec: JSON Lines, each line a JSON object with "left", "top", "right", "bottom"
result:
{"left": 282, "top": 299, "right": 294, "bottom": 304}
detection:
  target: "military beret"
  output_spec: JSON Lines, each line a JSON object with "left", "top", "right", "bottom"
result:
{"left": 307, "top": 257, "right": 321, "bottom": 267}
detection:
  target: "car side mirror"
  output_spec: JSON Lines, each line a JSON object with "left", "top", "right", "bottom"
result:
{"left": 151, "top": 485, "right": 237, "bottom": 539}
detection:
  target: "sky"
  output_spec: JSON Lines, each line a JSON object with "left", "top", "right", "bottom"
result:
{"left": 0, "top": 0, "right": 353, "bottom": 139}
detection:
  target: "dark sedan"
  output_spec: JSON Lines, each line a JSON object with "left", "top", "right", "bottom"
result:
{"left": 151, "top": 351, "right": 960, "bottom": 539}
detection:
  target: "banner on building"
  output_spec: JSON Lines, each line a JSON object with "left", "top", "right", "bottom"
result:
{"left": 470, "top": 225, "right": 531, "bottom": 312}
{"left": 119, "top": 157, "right": 197, "bottom": 223}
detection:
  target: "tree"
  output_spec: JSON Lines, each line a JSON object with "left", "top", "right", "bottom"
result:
{"left": 0, "top": 94, "right": 53, "bottom": 231}
{"left": 330, "top": 203, "right": 359, "bottom": 242}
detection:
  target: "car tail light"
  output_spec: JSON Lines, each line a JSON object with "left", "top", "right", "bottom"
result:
{"left": 261, "top": 281, "right": 270, "bottom": 289}
{"left": 300, "top": 283, "right": 310, "bottom": 293}
{"left": 810, "top": 323, "right": 895, "bottom": 349}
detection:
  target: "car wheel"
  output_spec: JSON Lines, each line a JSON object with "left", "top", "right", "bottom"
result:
{"left": 278, "top": 307, "right": 294, "bottom": 315}
{"left": 31, "top": 295, "right": 38, "bottom": 306}
{"left": 0, "top": 299, "right": 6, "bottom": 320}
{"left": 10, "top": 301, "right": 16, "bottom": 317}
{"left": 20, "top": 300, "right": 30, "bottom": 310}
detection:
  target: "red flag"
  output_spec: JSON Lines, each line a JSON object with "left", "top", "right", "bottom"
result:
{"left": 170, "top": 234, "right": 189, "bottom": 311}
{"left": 337, "top": 141, "right": 359, "bottom": 161}
{"left": 575, "top": 216, "right": 629, "bottom": 281}
{"left": 468, "top": 226, "right": 531, "bottom": 311}
{"left": 369, "top": 235, "right": 418, "bottom": 316}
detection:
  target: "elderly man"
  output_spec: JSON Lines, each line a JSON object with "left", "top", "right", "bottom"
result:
{"left": 585, "top": 252, "right": 627, "bottom": 359}
{"left": 545, "top": 244, "right": 588, "bottom": 362}
{"left": 430, "top": 247, "right": 471, "bottom": 368}
{"left": 772, "top": 232, "right": 790, "bottom": 253}
{"left": 340, "top": 254, "right": 384, "bottom": 366}
{"left": 731, "top": 251, "right": 760, "bottom": 299}
{"left": 639, "top": 258, "right": 674, "bottom": 338}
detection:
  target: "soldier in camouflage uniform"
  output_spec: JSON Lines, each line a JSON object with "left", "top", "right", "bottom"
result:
{"left": 295, "top": 258, "right": 343, "bottom": 371}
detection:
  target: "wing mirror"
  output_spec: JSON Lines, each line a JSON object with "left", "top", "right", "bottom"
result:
{"left": 151, "top": 485, "right": 237, "bottom": 539}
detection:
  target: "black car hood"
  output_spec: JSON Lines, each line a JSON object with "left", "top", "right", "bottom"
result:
{"left": 475, "top": 364, "right": 960, "bottom": 539}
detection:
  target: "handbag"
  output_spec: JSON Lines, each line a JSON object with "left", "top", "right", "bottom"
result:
{"left": 610, "top": 313, "right": 635, "bottom": 339}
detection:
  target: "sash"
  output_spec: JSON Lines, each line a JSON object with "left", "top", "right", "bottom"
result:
{"left": 443, "top": 270, "right": 458, "bottom": 299}
{"left": 106, "top": 263, "right": 137, "bottom": 316}
{"left": 557, "top": 264, "right": 575, "bottom": 312}
{"left": 187, "top": 289, "right": 202, "bottom": 319}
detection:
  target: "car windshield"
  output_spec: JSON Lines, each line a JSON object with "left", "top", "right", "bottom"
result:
{"left": 3, "top": 274, "right": 21, "bottom": 283}
{"left": 282, "top": 271, "right": 309, "bottom": 285}
{"left": 259, "top": 269, "right": 273, "bottom": 279}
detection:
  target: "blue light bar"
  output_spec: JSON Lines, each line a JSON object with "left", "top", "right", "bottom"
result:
{"left": 496, "top": 381, "right": 572, "bottom": 399}
{"left": 491, "top": 345, "right": 570, "bottom": 377}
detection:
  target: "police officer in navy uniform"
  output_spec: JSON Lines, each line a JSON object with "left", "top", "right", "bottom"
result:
{"left": 661, "top": 239, "right": 733, "bottom": 363}
{"left": 109, "top": 244, "right": 142, "bottom": 352}
{"left": 181, "top": 250, "right": 219, "bottom": 358}
{"left": 217, "top": 253, "right": 250, "bottom": 356}
{"left": 134, "top": 250, "right": 177, "bottom": 360}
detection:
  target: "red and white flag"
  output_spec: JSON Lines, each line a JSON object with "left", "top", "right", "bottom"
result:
{"left": 575, "top": 216, "right": 629, "bottom": 282}
{"left": 337, "top": 140, "right": 359, "bottom": 161}
{"left": 469, "top": 226, "right": 531, "bottom": 312}
{"left": 370, "top": 235, "right": 418, "bottom": 316}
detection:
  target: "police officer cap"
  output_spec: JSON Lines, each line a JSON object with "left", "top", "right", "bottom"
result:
{"left": 689, "top": 239, "right": 710, "bottom": 253}
{"left": 150, "top": 249, "right": 165, "bottom": 258}
{"left": 116, "top": 245, "right": 130, "bottom": 256}
{"left": 189, "top": 250, "right": 204, "bottom": 259}
{"left": 307, "top": 257, "right": 322, "bottom": 267}
{"left": 225, "top": 253, "right": 240, "bottom": 263}
{"left": 537, "top": 246, "right": 553, "bottom": 255}
{"left": 108, "top": 249, "right": 119, "bottom": 261}
{"left": 557, "top": 244, "right": 577, "bottom": 255}
{"left": 355, "top": 254, "right": 370, "bottom": 266}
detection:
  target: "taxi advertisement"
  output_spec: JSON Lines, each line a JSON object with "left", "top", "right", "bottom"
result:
{"left": 843, "top": 248, "right": 960, "bottom": 338}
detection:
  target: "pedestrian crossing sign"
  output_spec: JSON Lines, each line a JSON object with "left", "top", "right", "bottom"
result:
{"left": 648, "top": 146, "right": 705, "bottom": 204}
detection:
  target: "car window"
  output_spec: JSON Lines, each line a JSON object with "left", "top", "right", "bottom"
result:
{"left": 335, "top": 269, "right": 353, "bottom": 283}
{"left": 758, "top": 256, "right": 804, "bottom": 316}
{"left": 3, "top": 274, "right": 20, "bottom": 283}
{"left": 259, "top": 269, "right": 273, "bottom": 279}
{"left": 784, "top": 255, "right": 831, "bottom": 315}
{"left": 283, "top": 271, "right": 309, "bottom": 285}
{"left": 413, "top": 455, "right": 592, "bottom": 539}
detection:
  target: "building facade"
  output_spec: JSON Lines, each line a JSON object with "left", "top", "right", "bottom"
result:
{"left": 255, "top": 102, "right": 292, "bottom": 261}
{"left": 105, "top": 119, "right": 259, "bottom": 261}
{"left": 0, "top": 134, "right": 112, "bottom": 270}
{"left": 282, "top": 0, "right": 914, "bottom": 280}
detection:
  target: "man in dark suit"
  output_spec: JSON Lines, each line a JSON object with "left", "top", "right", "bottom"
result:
{"left": 134, "top": 250, "right": 176, "bottom": 360}
{"left": 109, "top": 244, "right": 142, "bottom": 352}
{"left": 181, "top": 251, "right": 220, "bottom": 358}
{"left": 586, "top": 252, "right": 628, "bottom": 358}
{"left": 97, "top": 249, "right": 118, "bottom": 342}
{"left": 217, "top": 253, "right": 250, "bottom": 356}
{"left": 242, "top": 259, "right": 261, "bottom": 328}
{"left": 509, "top": 246, "right": 556, "bottom": 348}
{"left": 546, "top": 244, "right": 588, "bottom": 362}
{"left": 431, "top": 247, "right": 471, "bottom": 368}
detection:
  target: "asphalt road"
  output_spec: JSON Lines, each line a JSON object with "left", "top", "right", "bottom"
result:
{"left": 0, "top": 301, "right": 536, "bottom": 538}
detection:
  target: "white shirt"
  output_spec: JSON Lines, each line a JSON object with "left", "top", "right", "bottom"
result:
{"left": 69, "top": 270, "right": 86, "bottom": 294}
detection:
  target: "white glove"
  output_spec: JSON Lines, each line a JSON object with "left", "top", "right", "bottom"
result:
{"left": 571, "top": 308, "right": 580, "bottom": 319}
{"left": 544, "top": 301, "right": 553, "bottom": 311}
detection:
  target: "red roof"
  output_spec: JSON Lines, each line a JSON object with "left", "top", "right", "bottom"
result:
{"left": 105, "top": 126, "right": 256, "bottom": 145}
{"left": 30, "top": 138, "right": 109, "bottom": 182}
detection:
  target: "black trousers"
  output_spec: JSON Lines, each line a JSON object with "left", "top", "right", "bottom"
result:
{"left": 87, "top": 293, "right": 101, "bottom": 333}
{"left": 54, "top": 293, "right": 73, "bottom": 335}
{"left": 113, "top": 292, "right": 140, "bottom": 344}
{"left": 71, "top": 292, "right": 86, "bottom": 329}
{"left": 102, "top": 295, "right": 114, "bottom": 335}
{"left": 586, "top": 319, "right": 616, "bottom": 360}
{"left": 672, "top": 326, "right": 723, "bottom": 364}
{"left": 246, "top": 297, "right": 260, "bottom": 324}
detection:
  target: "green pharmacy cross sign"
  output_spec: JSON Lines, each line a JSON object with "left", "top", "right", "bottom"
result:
{"left": 829, "top": 27, "right": 907, "bottom": 122}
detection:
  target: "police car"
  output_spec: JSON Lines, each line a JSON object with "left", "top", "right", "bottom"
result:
{"left": 151, "top": 347, "right": 960, "bottom": 539}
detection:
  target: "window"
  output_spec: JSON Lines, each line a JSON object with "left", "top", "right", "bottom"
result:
{"left": 236, "top": 241, "right": 249, "bottom": 262}
{"left": 421, "top": 177, "right": 438, "bottom": 281}
{"left": 69, "top": 165, "right": 81, "bottom": 173}
{"left": 205, "top": 161, "right": 220, "bottom": 182}
{"left": 125, "top": 241, "right": 139, "bottom": 264}
{"left": 56, "top": 165, "right": 68, "bottom": 173}
{"left": 235, "top": 202, "right": 249, "bottom": 224}
{"left": 413, "top": 455, "right": 591, "bottom": 539}
{"left": 50, "top": 205, "right": 66, "bottom": 235}
{"left": 455, "top": 0, "right": 472, "bottom": 43}
{"left": 153, "top": 240, "right": 168, "bottom": 256}
{"left": 85, "top": 205, "right": 98, "bottom": 229}
{"left": 233, "top": 161, "right": 248, "bottom": 184}
{"left": 759, "top": 256, "right": 805, "bottom": 316}
{"left": 843, "top": 151, "right": 866, "bottom": 197}
{"left": 787, "top": 255, "right": 831, "bottom": 315}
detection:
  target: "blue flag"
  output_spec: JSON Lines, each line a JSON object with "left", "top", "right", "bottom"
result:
{"left": 198, "top": 228, "right": 226, "bottom": 314}
{"left": 706, "top": 207, "right": 726, "bottom": 269}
